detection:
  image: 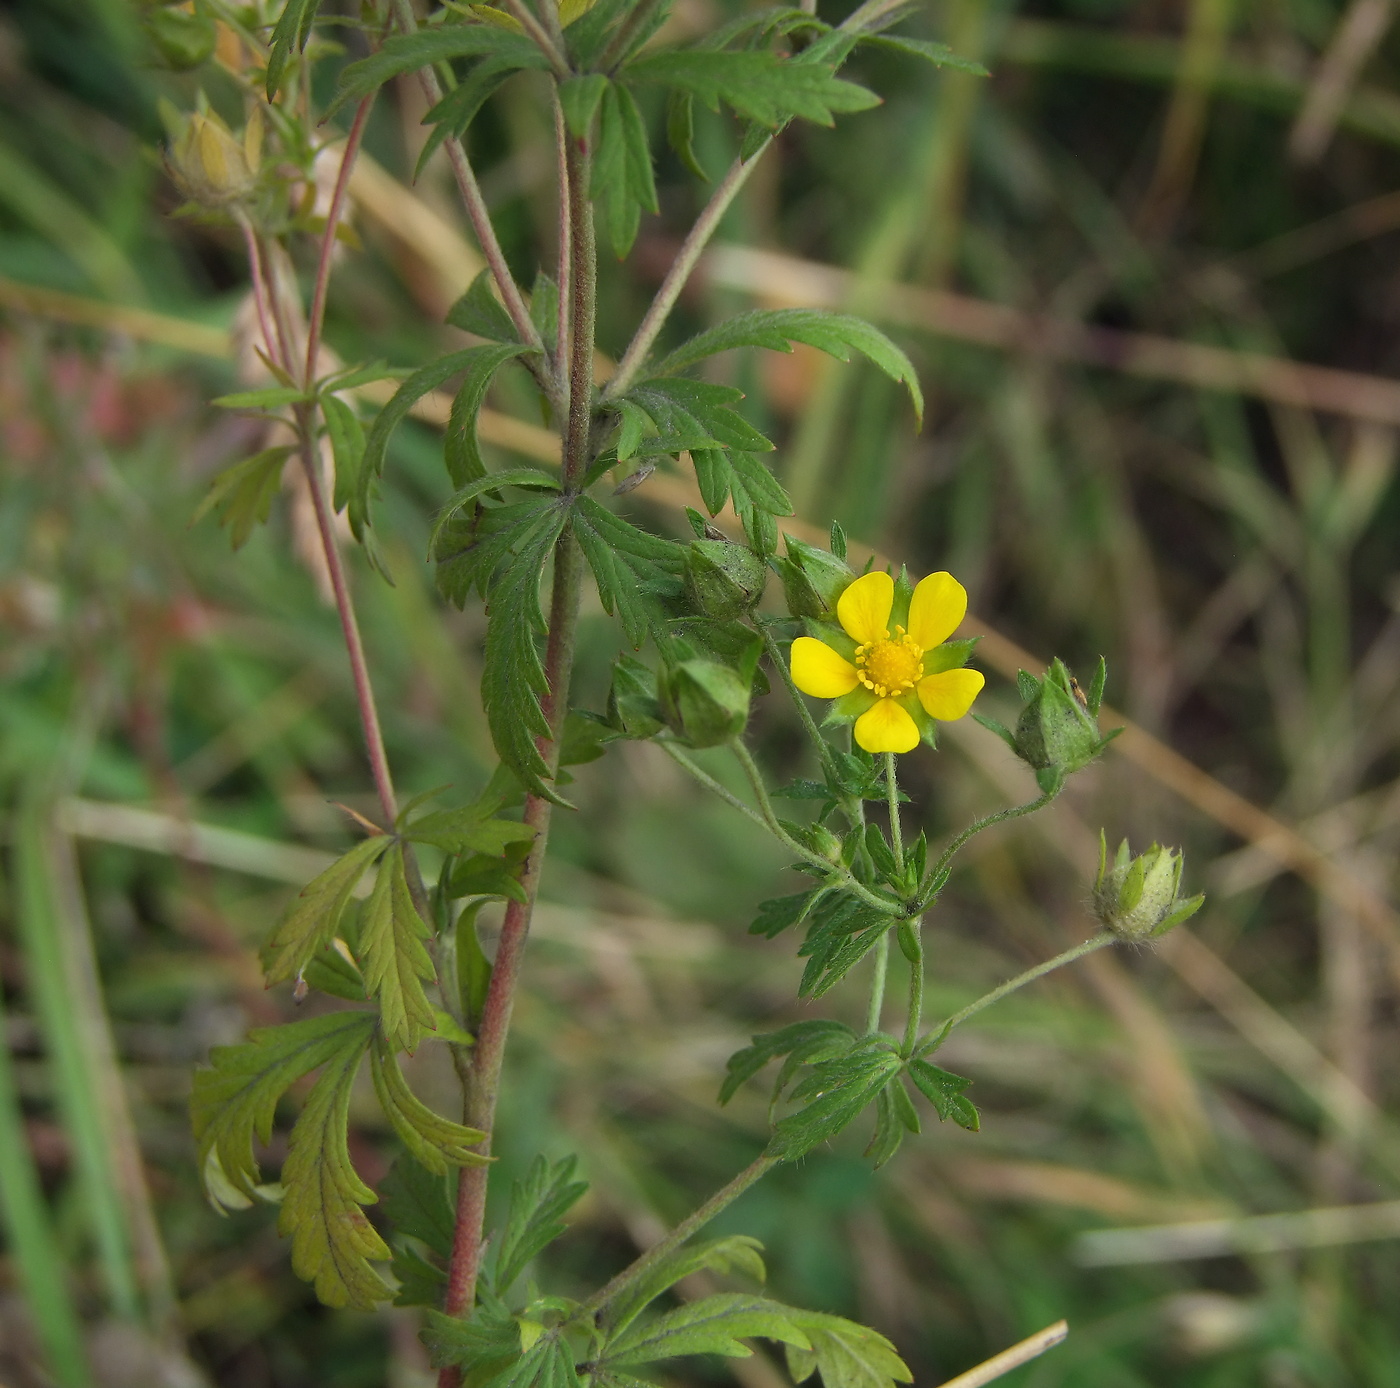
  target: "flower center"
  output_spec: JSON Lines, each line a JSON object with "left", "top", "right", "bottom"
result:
{"left": 854, "top": 627, "right": 924, "bottom": 698}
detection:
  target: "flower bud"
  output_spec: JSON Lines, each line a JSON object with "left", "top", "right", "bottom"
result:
{"left": 777, "top": 535, "right": 853, "bottom": 620}
{"left": 660, "top": 659, "right": 750, "bottom": 748}
{"left": 1011, "top": 659, "right": 1118, "bottom": 793}
{"left": 606, "top": 655, "right": 664, "bottom": 739}
{"left": 145, "top": 4, "right": 217, "bottom": 70}
{"left": 168, "top": 106, "right": 262, "bottom": 208}
{"left": 683, "top": 538, "right": 767, "bottom": 620}
{"left": 1092, "top": 832, "right": 1203, "bottom": 941}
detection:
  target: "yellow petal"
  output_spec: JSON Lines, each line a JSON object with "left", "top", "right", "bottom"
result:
{"left": 907, "top": 571, "right": 968, "bottom": 651}
{"left": 917, "top": 668, "right": 985, "bottom": 721}
{"left": 790, "top": 637, "right": 859, "bottom": 698}
{"left": 837, "top": 570, "right": 893, "bottom": 645}
{"left": 854, "top": 698, "right": 920, "bottom": 754}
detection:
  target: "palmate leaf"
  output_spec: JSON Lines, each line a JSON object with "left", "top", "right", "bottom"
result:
{"left": 191, "top": 446, "right": 293, "bottom": 551}
{"left": 783, "top": 1311, "right": 913, "bottom": 1388}
{"left": 192, "top": 1010, "right": 378, "bottom": 1204}
{"left": 357, "top": 842, "right": 436, "bottom": 1053}
{"left": 329, "top": 26, "right": 544, "bottom": 116}
{"left": 605, "top": 1236, "right": 767, "bottom": 1336}
{"left": 797, "top": 891, "right": 897, "bottom": 999}
{"left": 592, "top": 82, "right": 658, "bottom": 258}
{"left": 429, "top": 473, "right": 562, "bottom": 562}
{"left": 493, "top": 1154, "right": 589, "bottom": 1294}
{"left": 446, "top": 271, "right": 520, "bottom": 346}
{"left": 718, "top": 1019, "right": 853, "bottom": 1106}
{"left": 624, "top": 50, "right": 878, "bottom": 129}
{"left": 422, "top": 1305, "right": 522, "bottom": 1372}
{"left": 482, "top": 502, "right": 570, "bottom": 797}
{"left": 263, "top": 836, "right": 391, "bottom": 987}
{"left": 391, "top": 1242, "right": 447, "bottom": 1307}
{"left": 277, "top": 1019, "right": 390, "bottom": 1309}
{"left": 628, "top": 378, "right": 774, "bottom": 455}
{"left": 767, "top": 1039, "right": 903, "bottom": 1161}
{"left": 602, "top": 1293, "right": 811, "bottom": 1367}
{"left": 574, "top": 496, "right": 685, "bottom": 648}
{"left": 692, "top": 447, "right": 792, "bottom": 518}
{"left": 653, "top": 310, "right": 924, "bottom": 426}
{"left": 369, "top": 1036, "right": 489, "bottom": 1173}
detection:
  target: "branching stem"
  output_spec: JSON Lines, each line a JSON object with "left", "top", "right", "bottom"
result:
{"left": 919, "top": 788, "right": 1057, "bottom": 910}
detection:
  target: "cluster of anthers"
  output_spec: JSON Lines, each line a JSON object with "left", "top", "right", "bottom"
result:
{"left": 854, "top": 626, "right": 925, "bottom": 699}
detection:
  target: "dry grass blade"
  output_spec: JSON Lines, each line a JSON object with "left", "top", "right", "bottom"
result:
{"left": 934, "top": 1321, "right": 1069, "bottom": 1388}
{"left": 1289, "top": 0, "right": 1399, "bottom": 161}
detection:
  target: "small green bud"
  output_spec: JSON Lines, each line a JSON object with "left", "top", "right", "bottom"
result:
{"left": 778, "top": 535, "right": 853, "bottom": 620}
{"left": 606, "top": 655, "right": 663, "bottom": 739}
{"left": 145, "top": 4, "right": 217, "bottom": 70}
{"left": 660, "top": 659, "right": 751, "bottom": 748}
{"left": 1011, "top": 658, "right": 1118, "bottom": 792}
{"left": 1092, "top": 832, "right": 1204, "bottom": 941}
{"left": 683, "top": 538, "right": 767, "bottom": 619}
{"left": 808, "top": 823, "right": 843, "bottom": 862}
{"left": 167, "top": 105, "right": 263, "bottom": 208}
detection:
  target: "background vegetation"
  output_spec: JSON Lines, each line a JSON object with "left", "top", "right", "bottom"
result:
{"left": 1, "top": 0, "right": 1398, "bottom": 1383}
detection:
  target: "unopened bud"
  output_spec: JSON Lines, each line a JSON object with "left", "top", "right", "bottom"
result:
{"left": 777, "top": 535, "right": 853, "bottom": 620}
{"left": 1012, "top": 659, "right": 1117, "bottom": 793}
{"left": 607, "top": 655, "right": 664, "bottom": 739}
{"left": 683, "top": 538, "right": 767, "bottom": 619}
{"left": 1093, "top": 832, "right": 1203, "bottom": 941}
{"left": 145, "top": 4, "right": 217, "bottom": 70}
{"left": 168, "top": 106, "right": 262, "bottom": 207}
{"left": 661, "top": 659, "right": 750, "bottom": 748}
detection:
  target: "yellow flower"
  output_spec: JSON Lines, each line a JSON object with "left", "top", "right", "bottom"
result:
{"left": 789, "top": 569, "right": 985, "bottom": 754}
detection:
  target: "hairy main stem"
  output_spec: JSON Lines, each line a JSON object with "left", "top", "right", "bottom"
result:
{"left": 438, "top": 126, "right": 598, "bottom": 1375}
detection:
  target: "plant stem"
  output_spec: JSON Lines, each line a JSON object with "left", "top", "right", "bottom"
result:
{"left": 438, "top": 119, "right": 598, "bottom": 1374}
{"left": 729, "top": 740, "right": 901, "bottom": 915}
{"left": 865, "top": 932, "right": 889, "bottom": 1033}
{"left": 759, "top": 621, "right": 830, "bottom": 761}
{"left": 603, "top": 144, "right": 771, "bottom": 400}
{"left": 597, "top": 0, "right": 667, "bottom": 73}
{"left": 552, "top": 92, "right": 572, "bottom": 389}
{"left": 901, "top": 917, "right": 923, "bottom": 1055}
{"left": 661, "top": 740, "right": 769, "bottom": 827}
{"left": 390, "top": 0, "right": 545, "bottom": 363}
{"left": 884, "top": 751, "right": 903, "bottom": 870}
{"left": 573, "top": 1154, "right": 778, "bottom": 1323}
{"left": 303, "top": 96, "right": 374, "bottom": 390}
{"left": 917, "top": 931, "right": 1116, "bottom": 1057}
{"left": 291, "top": 416, "right": 399, "bottom": 826}
{"left": 500, "top": 0, "right": 570, "bottom": 77}
{"left": 919, "top": 788, "right": 1056, "bottom": 910}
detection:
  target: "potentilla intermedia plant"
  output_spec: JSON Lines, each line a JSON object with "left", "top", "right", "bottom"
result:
{"left": 168, "top": 1, "right": 1202, "bottom": 1381}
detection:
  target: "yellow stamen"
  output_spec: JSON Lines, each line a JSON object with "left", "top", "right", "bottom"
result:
{"left": 854, "top": 625, "right": 924, "bottom": 696}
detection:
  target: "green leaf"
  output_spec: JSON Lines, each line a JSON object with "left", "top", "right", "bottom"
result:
{"left": 797, "top": 892, "right": 897, "bottom": 1000}
{"left": 559, "top": 73, "right": 609, "bottom": 137}
{"left": 446, "top": 270, "right": 519, "bottom": 344}
{"left": 405, "top": 805, "right": 536, "bottom": 856}
{"left": 277, "top": 1020, "right": 391, "bottom": 1309}
{"left": 767, "top": 1041, "right": 902, "bottom": 1161}
{"left": 448, "top": 849, "right": 530, "bottom": 904}
{"left": 602, "top": 1293, "right": 811, "bottom": 1367}
{"left": 530, "top": 272, "right": 560, "bottom": 345}
{"left": 445, "top": 344, "right": 542, "bottom": 487}
{"left": 212, "top": 385, "right": 309, "bottom": 410}
{"left": 362, "top": 348, "right": 538, "bottom": 535}
{"left": 863, "top": 1084, "right": 903, "bottom": 1169}
{"left": 430, "top": 468, "right": 562, "bottom": 556}
{"left": 319, "top": 359, "right": 403, "bottom": 394}
{"left": 417, "top": 54, "right": 536, "bottom": 178}
{"left": 481, "top": 503, "right": 570, "bottom": 798}
{"left": 191, "top": 446, "right": 293, "bottom": 551}
{"left": 718, "top": 1019, "right": 853, "bottom": 1105}
{"left": 493, "top": 1154, "right": 589, "bottom": 1294}
{"left": 592, "top": 82, "right": 658, "bottom": 258}
{"left": 266, "top": 0, "right": 321, "bottom": 99}
{"left": 192, "top": 1010, "right": 378, "bottom": 1204}
{"left": 606, "top": 1237, "right": 768, "bottom": 1336}
{"left": 330, "top": 26, "right": 543, "bottom": 115}
{"left": 783, "top": 1311, "right": 913, "bottom": 1388}
{"left": 653, "top": 310, "right": 923, "bottom": 426}
{"left": 391, "top": 1242, "right": 447, "bottom": 1307}
{"left": 322, "top": 395, "right": 366, "bottom": 516}
{"left": 905, "top": 1059, "right": 979, "bottom": 1131}
{"left": 666, "top": 89, "right": 708, "bottom": 179}
{"left": 629, "top": 378, "right": 774, "bottom": 454}
{"left": 422, "top": 1307, "right": 523, "bottom": 1373}
{"left": 380, "top": 1153, "right": 455, "bottom": 1258}
{"left": 575, "top": 496, "right": 685, "bottom": 648}
{"left": 857, "top": 33, "right": 988, "bottom": 75}
{"left": 369, "top": 1035, "right": 489, "bottom": 1173}
{"left": 747, "top": 891, "right": 821, "bottom": 940}
{"left": 302, "top": 936, "right": 368, "bottom": 1002}
{"left": 263, "top": 837, "right": 391, "bottom": 988}
{"left": 358, "top": 843, "right": 436, "bottom": 1054}
{"left": 435, "top": 497, "right": 559, "bottom": 609}
{"left": 624, "top": 50, "right": 878, "bottom": 128}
